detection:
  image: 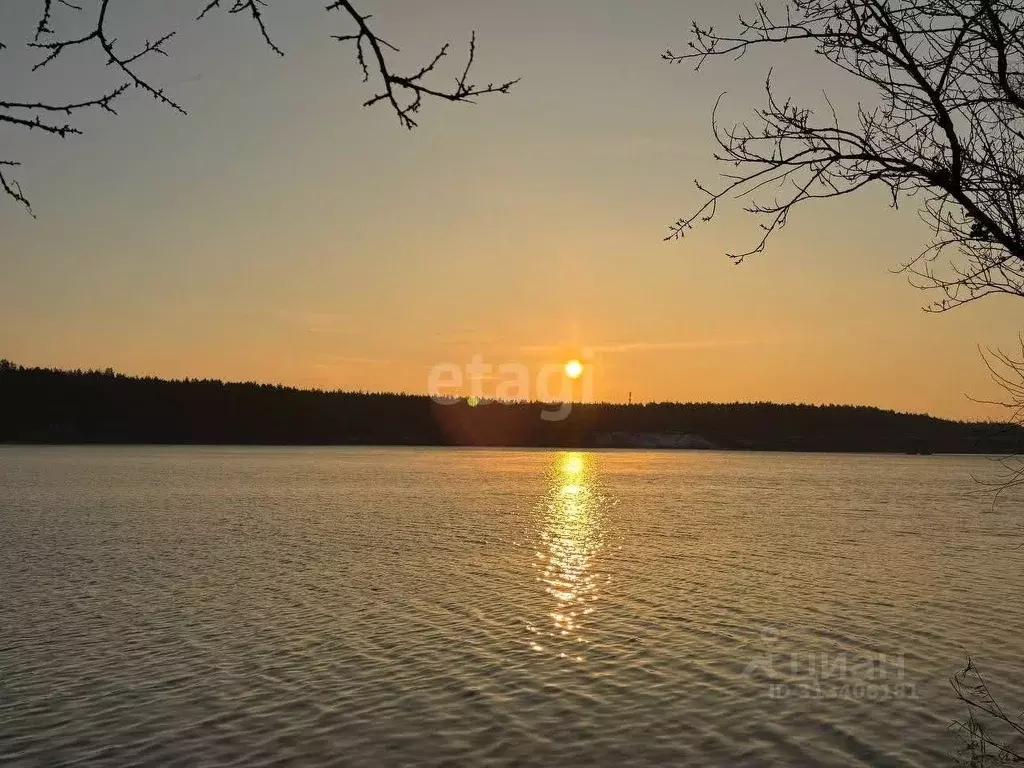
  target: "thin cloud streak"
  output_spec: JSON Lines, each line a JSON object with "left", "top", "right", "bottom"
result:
{"left": 277, "top": 310, "right": 356, "bottom": 335}
{"left": 591, "top": 339, "right": 766, "bottom": 353}
{"left": 315, "top": 357, "right": 392, "bottom": 366}
{"left": 519, "top": 339, "right": 775, "bottom": 355}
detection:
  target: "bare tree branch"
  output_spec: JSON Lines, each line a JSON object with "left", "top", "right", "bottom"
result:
{"left": 326, "top": 1, "right": 519, "bottom": 130}
{"left": 669, "top": 0, "right": 1024, "bottom": 311}
{"left": 1, "top": 1, "right": 518, "bottom": 214}
{"left": 198, "top": 1, "right": 283, "bottom": 56}
{"left": 951, "top": 656, "right": 1024, "bottom": 765}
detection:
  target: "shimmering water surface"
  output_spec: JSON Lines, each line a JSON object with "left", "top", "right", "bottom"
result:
{"left": 2, "top": 447, "right": 1023, "bottom": 766}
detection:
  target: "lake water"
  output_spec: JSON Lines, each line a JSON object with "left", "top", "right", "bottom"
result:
{"left": 1, "top": 446, "right": 1022, "bottom": 766}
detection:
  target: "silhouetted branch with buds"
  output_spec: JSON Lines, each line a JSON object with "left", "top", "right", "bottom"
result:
{"left": 2, "top": 1, "right": 517, "bottom": 215}
{"left": 668, "top": 0, "right": 1024, "bottom": 311}
{"left": 951, "top": 656, "right": 1024, "bottom": 765}
{"left": 327, "top": 1, "right": 518, "bottom": 130}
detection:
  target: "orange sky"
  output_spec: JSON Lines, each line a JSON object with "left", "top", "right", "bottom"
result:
{"left": 1, "top": 0, "right": 1021, "bottom": 420}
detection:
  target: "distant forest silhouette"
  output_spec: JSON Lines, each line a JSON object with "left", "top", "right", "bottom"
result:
{"left": 2, "top": 360, "right": 1023, "bottom": 453}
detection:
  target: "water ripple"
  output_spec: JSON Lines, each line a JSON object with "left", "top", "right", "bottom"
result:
{"left": 1, "top": 446, "right": 1022, "bottom": 766}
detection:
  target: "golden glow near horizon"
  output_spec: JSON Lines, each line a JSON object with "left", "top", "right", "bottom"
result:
{"left": 564, "top": 359, "right": 584, "bottom": 380}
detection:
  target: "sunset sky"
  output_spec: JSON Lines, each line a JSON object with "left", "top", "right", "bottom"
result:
{"left": 2, "top": 0, "right": 1022, "bottom": 420}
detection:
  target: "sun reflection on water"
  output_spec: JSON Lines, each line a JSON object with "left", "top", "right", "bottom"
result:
{"left": 528, "top": 452, "right": 605, "bottom": 661}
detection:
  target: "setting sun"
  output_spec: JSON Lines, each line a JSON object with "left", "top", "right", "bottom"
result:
{"left": 564, "top": 359, "right": 584, "bottom": 380}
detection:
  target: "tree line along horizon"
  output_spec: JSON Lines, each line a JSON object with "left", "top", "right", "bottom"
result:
{"left": 3, "top": 360, "right": 1022, "bottom": 453}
